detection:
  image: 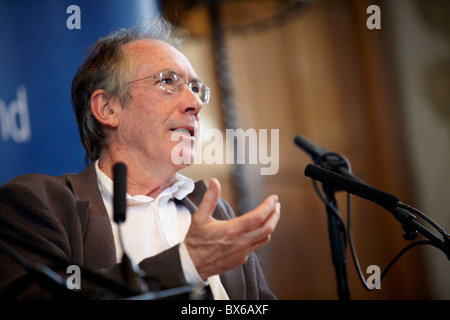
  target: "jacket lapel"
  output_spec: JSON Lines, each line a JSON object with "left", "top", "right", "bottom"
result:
{"left": 65, "top": 163, "right": 117, "bottom": 269}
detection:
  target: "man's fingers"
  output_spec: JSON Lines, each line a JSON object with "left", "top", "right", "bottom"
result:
{"left": 195, "top": 178, "right": 221, "bottom": 222}
{"left": 232, "top": 195, "right": 279, "bottom": 234}
{"left": 246, "top": 201, "right": 280, "bottom": 246}
{"left": 236, "top": 202, "right": 281, "bottom": 265}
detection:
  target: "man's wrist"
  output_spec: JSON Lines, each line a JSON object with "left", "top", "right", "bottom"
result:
{"left": 179, "top": 242, "right": 208, "bottom": 285}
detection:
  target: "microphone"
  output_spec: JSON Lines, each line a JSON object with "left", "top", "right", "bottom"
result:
{"left": 113, "top": 162, "right": 127, "bottom": 224}
{"left": 304, "top": 164, "right": 399, "bottom": 210}
{"left": 294, "top": 134, "right": 329, "bottom": 162}
{"left": 113, "top": 162, "right": 149, "bottom": 295}
{"left": 294, "top": 134, "right": 361, "bottom": 181}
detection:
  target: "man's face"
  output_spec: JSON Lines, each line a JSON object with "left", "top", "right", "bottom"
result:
{"left": 117, "top": 39, "right": 204, "bottom": 174}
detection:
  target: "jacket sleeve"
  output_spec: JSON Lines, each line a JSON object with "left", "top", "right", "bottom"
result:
{"left": 0, "top": 177, "right": 77, "bottom": 299}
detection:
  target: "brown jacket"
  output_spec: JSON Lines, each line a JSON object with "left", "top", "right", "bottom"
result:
{"left": 0, "top": 163, "right": 275, "bottom": 300}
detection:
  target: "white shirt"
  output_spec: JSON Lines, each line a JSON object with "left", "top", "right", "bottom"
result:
{"left": 95, "top": 161, "right": 229, "bottom": 300}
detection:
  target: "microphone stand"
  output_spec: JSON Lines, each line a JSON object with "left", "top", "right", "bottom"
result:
{"left": 322, "top": 184, "right": 350, "bottom": 300}
{"left": 312, "top": 152, "right": 352, "bottom": 300}
{"left": 318, "top": 154, "right": 351, "bottom": 300}
{"left": 322, "top": 183, "right": 351, "bottom": 300}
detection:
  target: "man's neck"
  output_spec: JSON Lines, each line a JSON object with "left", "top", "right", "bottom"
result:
{"left": 97, "top": 157, "right": 178, "bottom": 198}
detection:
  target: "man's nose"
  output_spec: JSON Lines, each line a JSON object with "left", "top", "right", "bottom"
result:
{"left": 179, "top": 85, "right": 204, "bottom": 115}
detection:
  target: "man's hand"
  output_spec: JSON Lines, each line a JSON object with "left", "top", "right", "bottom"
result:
{"left": 184, "top": 178, "right": 280, "bottom": 280}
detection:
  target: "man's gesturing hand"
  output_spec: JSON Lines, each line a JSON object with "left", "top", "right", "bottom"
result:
{"left": 184, "top": 178, "right": 280, "bottom": 281}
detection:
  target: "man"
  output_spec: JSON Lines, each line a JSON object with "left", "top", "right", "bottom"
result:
{"left": 0, "top": 17, "right": 280, "bottom": 300}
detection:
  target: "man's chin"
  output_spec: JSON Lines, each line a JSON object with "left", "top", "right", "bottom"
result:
{"left": 170, "top": 150, "right": 196, "bottom": 167}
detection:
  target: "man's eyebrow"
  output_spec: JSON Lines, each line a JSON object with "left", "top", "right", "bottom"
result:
{"left": 188, "top": 74, "right": 203, "bottom": 83}
{"left": 158, "top": 68, "right": 202, "bottom": 82}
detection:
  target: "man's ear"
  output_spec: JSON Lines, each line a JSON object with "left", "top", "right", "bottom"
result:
{"left": 90, "top": 89, "right": 120, "bottom": 128}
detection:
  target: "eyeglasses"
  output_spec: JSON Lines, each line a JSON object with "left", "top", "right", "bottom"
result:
{"left": 125, "top": 70, "right": 211, "bottom": 104}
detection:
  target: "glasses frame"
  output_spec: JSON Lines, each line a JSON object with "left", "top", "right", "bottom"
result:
{"left": 124, "top": 70, "right": 211, "bottom": 104}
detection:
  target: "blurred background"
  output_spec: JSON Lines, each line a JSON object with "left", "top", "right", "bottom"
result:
{"left": 1, "top": 0, "right": 449, "bottom": 299}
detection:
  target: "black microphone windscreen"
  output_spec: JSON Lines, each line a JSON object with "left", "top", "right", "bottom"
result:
{"left": 113, "top": 162, "right": 127, "bottom": 224}
{"left": 294, "top": 135, "right": 328, "bottom": 161}
{"left": 304, "top": 164, "right": 399, "bottom": 209}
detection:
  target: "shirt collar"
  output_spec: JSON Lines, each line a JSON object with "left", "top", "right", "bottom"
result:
{"left": 95, "top": 160, "right": 195, "bottom": 206}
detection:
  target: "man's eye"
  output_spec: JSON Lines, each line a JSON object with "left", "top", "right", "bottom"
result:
{"left": 161, "top": 77, "right": 173, "bottom": 85}
{"left": 189, "top": 82, "right": 201, "bottom": 93}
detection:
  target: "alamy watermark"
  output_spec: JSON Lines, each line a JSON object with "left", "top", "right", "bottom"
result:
{"left": 171, "top": 127, "right": 280, "bottom": 176}
{"left": 66, "top": 5, "right": 81, "bottom": 30}
{"left": 66, "top": 265, "right": 81, "bottom": 290}
{"left": 366, "top": 5, "right": 381, "bottom": 30}
{"left": 65, "top": 4, "right": 381, "bottom": 31}
{"left": 64, "top": 263, "right": 381, "bottom": 292}
{"left": 366, "top": 264, "right": 381, "bottom": 290}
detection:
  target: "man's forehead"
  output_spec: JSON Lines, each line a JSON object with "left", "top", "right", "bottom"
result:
{"left": 124, "top": 38, "right": 173, "bottom": 54}
{"left": 124, "top": 39, "right": 194, "bottom": 75}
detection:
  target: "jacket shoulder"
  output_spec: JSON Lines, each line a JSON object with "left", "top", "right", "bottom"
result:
{"left": 0, "top": 173, "right": 70, "bottom": 201}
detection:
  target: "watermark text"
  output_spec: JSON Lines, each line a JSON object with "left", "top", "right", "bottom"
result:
{"left": 171, "top": 127, "right": 279, "bottom": 175}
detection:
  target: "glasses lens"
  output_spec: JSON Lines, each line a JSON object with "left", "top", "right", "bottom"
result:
{"left": 189, "top": 81, "right": 210, "bottom": 104}
{"left": 202, "top": 87, "right": 211, "bottom": 104}
{"left": 158, "top": 71, "right": 210, "bottom": 103}
{"left": 160, "top": 71, "right": 182, "bottom": 93}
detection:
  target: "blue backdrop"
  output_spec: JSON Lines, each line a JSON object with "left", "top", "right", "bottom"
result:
{"left": 0, "top": 0, "right": 160, "bottom": 185}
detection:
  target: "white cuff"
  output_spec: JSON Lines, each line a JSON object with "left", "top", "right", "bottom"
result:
{"left": 179, "top": 242, "right": 207, "bottom": 285}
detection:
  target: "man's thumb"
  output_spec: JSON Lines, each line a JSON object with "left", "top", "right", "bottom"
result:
{"left": 195, "top": 178, "right": 221, "bottom": 221}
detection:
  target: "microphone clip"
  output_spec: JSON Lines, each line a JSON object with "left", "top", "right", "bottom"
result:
{"left": 314, "top": 152, "right": 354, "bottom": 195}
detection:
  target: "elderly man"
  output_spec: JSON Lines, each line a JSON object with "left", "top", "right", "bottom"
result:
{"left": 0, "top": 17, "right": 280, "bottom": 300}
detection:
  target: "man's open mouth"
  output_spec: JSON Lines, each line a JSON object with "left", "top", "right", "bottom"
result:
{"left": 171, "top": 128, "right": 193, "bottom": 137}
